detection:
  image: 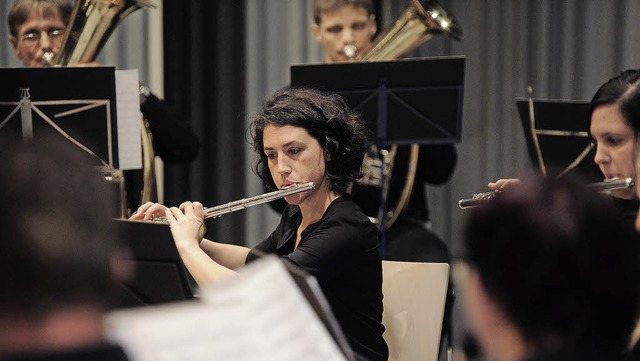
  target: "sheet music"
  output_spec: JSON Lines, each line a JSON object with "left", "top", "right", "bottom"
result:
{"left": 105, "top": 256, "right": 347, "bottom": 361}
{"left": 115, "top": 69, "right": 142, "bottom": 170}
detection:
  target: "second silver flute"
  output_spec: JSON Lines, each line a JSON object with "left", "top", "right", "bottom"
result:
{"left": 458, "top": 178, "right": 635, "bottom": 209}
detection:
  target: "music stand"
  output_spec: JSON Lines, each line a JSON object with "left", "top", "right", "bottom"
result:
{"left": 291, "top": 56, "right": 465, "bottom": 145}
{"left": 516, "top": 98, "right": 602, "bottom": 183}
{"left": 112, "top": 219, "right": 195, "bottom": 308}
{"left": 0, "top": 67, "right": 122, "bottom": 167}
{"left": 291, "top": 57, "right": 465, "bottom": 247}
{"left": 0, "top": 67, "right": 143, "bottom": 217}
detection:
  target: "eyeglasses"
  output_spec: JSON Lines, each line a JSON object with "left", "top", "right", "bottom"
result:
{"left": 20, "top": 28, "right": 65, "bottom": 43}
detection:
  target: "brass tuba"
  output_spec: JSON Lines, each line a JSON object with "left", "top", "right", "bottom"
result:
{"left": 48, "top": 0, "right": 157, "bottom": 218}
{"left": 353, "top": 0, "right": 462, "bottom": 229}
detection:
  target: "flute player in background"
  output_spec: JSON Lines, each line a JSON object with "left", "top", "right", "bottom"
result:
{"left": 131, "top": 87, "right": 389, "bottom": 361}
{"left": 488, "top": 69, "right": 640, "bottom": 222}
{"left": 458, "top": 174, "right": 640, "bottom": 361}
{"left": 470, "top": 70, "right": 640, "bottom": 360}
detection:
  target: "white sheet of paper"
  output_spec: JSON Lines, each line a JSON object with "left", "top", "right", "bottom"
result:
{"left": 105, "top": 256, "right": 347, "bottom": 361}
{"left": 115, "top": 69, "right": 142, "bottom": 170}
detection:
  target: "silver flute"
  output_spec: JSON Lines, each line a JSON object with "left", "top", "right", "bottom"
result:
{"left": 154, "top": 182, "right": 315, "bottom": 222}
{"left": 458, "top": 177, "right": 635, "bottom": 209}
{"left": 204, "top": 182, "right": 315, "bottom": 219}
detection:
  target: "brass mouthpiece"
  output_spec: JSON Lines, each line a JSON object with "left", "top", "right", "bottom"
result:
{"left": 42, "top": 51, "right": 55, "bottom": 66}
{"left": 343, "top": 45, "right": 357, "bottom": 60}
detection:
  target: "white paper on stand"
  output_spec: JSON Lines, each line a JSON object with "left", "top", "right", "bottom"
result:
{"left": 105, "top": 255, "right": 347, "bottom": 361}
{"left": 115, "top": 69, "right": 142, "bottom": 170}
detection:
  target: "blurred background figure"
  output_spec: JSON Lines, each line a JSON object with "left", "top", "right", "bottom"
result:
{"left": 0, "top": 136, "right": 132, "bottom": 360}
{"left": 458, "top": 174, "right": 640, "bottom": 361}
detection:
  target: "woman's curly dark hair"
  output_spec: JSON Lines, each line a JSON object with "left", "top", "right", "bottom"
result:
{"left": 250, "top": 87, "right": 369, "bottom": 194}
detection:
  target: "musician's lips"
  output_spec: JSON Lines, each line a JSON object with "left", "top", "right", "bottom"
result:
{"left": 281, "top": 182, "right": 298, "bottom": 189}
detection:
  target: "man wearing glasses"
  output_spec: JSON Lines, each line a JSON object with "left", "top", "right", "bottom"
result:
{"left": 8, "top": 0, "right": 69, "bottom": 67}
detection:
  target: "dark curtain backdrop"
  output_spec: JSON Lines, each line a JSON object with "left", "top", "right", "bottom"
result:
{"left": 162, "top": 1, "right": 246, "bottom": 244}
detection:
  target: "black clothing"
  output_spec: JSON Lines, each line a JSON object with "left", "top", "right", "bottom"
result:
{"left": 384, "top": 218, "right": 451, "bottom": 263}
{"left": 611, "top": 197, "right": 640, "bottom": 225}
{"left": 140, "top": 92, "right": 199, "bottom": 162}
{"left": 626, "top": 341, "right": 640, "bottom": 361}
{"left": 521, "top": 349, "right": 627, "bottom": 361}
{"left": 124, "top": 91, "right": 200, "bottom": 213}
{"left": 1, "top": 343, "right": 130, "bottom": 361}
{"left": 246, "top": 195, "right": 389, "bottom": 361}
{"left": 463, "top": 334, "right": 631, "bottom": 361}
{"left": 351, "top": 143, "right": 456, "bottom": 223}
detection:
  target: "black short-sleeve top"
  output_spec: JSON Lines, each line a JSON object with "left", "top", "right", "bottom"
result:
{"left": 246, "top": 195, "right": 388, "bottom": 361}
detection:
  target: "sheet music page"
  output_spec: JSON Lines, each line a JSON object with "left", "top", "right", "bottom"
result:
{"left": 105, "top": 256, "right": 347, "bottom": 361}
{"left": 115, "top": 69, "right": 142, "bottom": 170}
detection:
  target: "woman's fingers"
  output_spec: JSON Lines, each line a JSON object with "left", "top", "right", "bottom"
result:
{"left": 130, "top": 201, "right": 203, "bottom": 221}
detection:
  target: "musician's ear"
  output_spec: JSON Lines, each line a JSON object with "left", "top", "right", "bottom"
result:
{"left": 368, "top": 14, "right": 377, "bottom": 36}
{"left": 323, "top": 146, "right": 331, "bottom": 162}
{"left": 9, "top": 35, "right": 19, "bottom": 56}
{"left": 311, "top": 23, "right": 321, "bottom": 44}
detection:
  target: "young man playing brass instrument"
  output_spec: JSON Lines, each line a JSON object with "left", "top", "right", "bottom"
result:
{"left": 310, "top": 2, "right": 459, "bottom": 359}
{"left": 310, "top": 0, "right": 378, "bottom": 63}
{"left": 311, "top": 0, "right": 458, "bottom": 262}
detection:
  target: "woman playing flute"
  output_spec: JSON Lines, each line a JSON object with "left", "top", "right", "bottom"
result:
{"left": 130, "top": 87, "right": 388, "bottom": 361}
{"left": 488, "top": 69, "right": 640, "bottom": 221}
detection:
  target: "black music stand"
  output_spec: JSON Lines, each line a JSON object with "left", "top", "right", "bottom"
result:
{"left": 112, "top": 219, "right": 195, "bottom": 308}
{"left": 291, "top": 57, "right": 465, "bottom": 251}
{"left": 0, "top": 67, "right": 121, "bottom": 168}
{"left": 516, "top": 98, "right": 602, "bottom": 183}
{"left": 0, "top": 66, "right": 143, "bottom": 218}
{"left": 291, "top": 56, "right": 465, "bottom": 146}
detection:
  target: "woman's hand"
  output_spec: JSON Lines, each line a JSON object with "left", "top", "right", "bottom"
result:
{"left": 488, "top": 178, "right": 521, "bottom": 191}
{"left": 165, "top": 201, "right": 207, "bottom": 251}
{"left": 129, "top": 201, "right": 168, "bottom": 221}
